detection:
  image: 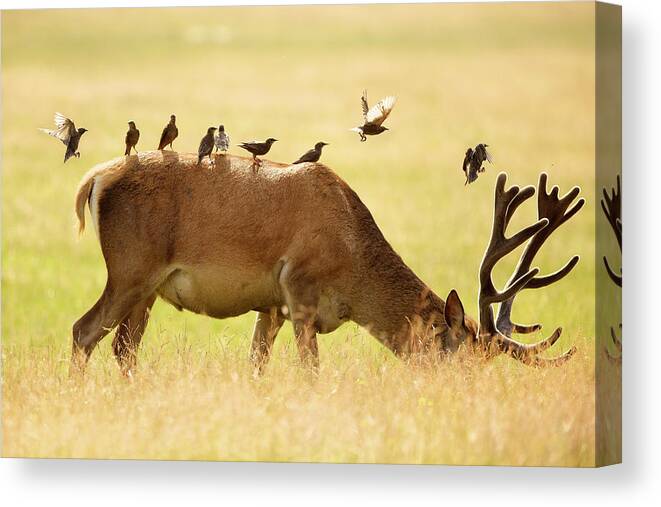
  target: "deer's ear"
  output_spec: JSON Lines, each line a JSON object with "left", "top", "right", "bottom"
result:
{"left": 444, "top": 289, "right": 465, "bottom": 329}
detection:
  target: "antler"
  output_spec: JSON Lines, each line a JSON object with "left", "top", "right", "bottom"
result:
{"left": 602, "top": 175, "right": 622, "bottom": 287}
{"left": 478, "top": 173, "right": 584, "bottom": 366}
{"left": 602, "top": 175, "right": 622, "bottom": 363}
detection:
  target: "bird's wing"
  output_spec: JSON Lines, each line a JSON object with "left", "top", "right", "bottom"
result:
{"left": 361, "top": 90, "right": 369, "bottom": 120}
{"left": 158, "top": 126, "right": 169, "bottom": 148}
{"left": 295, "top": 148, "right": 316, "bottom": 163}
{"left": 484, "top": 147, "right": 493, "bottom": 163}
{"left": 239, "top": 141, "right": 259, "bottom": 149}
{"left": 40, "top": 112, "right": 76, "bottom": 144}
{"left": 365, "top": 96, "right": 396, "bottom": 125}
{"left": 462, "top": 149, "right": 473, "bottom": 174}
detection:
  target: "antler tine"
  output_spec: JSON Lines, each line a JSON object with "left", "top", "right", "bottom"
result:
{"left": 604, "top": 257, "right": 622, "bottom": 287}
{"left": 605, "top": 325, "right": 622, "bottom": 364}
{"left": 478, "top": 173, "right": 545, "bottom": 339}
{"left": 602, "top": 175, "right": 622, "bottom": 287}
{"left": 495, "top": 328, "right": 577, "bottom": 367}
{"left": 610, "top": 325, "right": 622, "bottom": 352}
{"left": 496, "top": 173, "right": 584, "bottom": 337}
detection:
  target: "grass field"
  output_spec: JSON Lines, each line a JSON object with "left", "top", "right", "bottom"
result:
{"left": 1, "top": 3, "right": 613, "bottom": 465}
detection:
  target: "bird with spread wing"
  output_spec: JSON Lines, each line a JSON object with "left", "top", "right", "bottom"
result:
{"left": 462, "top": 143, "right": 493, "bottom": 185}
{"left": 350, "top": 90, "right": 396, "bottom": 142}
{"left": 39, "top": 113, "right": 88, "bottom": 163}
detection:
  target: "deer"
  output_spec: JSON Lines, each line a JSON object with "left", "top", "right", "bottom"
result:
{"left": 71, "top": 151, "right": 584, "bottom": 376}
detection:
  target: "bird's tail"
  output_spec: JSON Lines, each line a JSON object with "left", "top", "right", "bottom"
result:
{"left": 75, "top": 172, "right": 95, "bottom": 235}
{"left": 349, "top": 127, "right": 362, "bottom": 133}
{"left": 125, "top": 145, "right": 130, "bottom": 156}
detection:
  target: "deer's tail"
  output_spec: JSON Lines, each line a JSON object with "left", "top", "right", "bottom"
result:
{"left": 75, "top": 172, "right": 95, "bottom": 235}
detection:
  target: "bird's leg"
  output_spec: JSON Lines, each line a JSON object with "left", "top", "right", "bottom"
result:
{"left": 252, "top": 155, "right": 262, "bottom": 172}
{"left": 360, "top": 133, "right": 366, "bottom": 142}
{"left": 76, "top": 152, "right": 81, "bottom": 158}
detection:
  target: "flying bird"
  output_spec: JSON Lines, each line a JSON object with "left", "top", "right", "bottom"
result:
{"left": 198, "top": 127, "right": 217, "bottom": 165}
{"left": 214, "top": 125, "right": 230, "bottom": 154}
{"left": 124, "top": 121, "right": 140, "bottom": 156}
{"left": 238, "top": 138, "right": 278, "bottom": 168}
{"left": 462, "top": 143, "right": 493, "bottom": 185}
{"left": 158, "top": 114, "right": 178, "bottom": 150}
{"left": 293, "top": 142, "right": 328, "bottom": 164}
{"left": 39, "top": 112, "right": 88, "bottom": 163}
{"left": 350, "top": 90, "right": 396, "bottom": 142}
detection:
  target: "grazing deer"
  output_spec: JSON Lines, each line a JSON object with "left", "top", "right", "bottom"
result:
{"left": 72, "top": 151, "right": 583, "bottom": 375}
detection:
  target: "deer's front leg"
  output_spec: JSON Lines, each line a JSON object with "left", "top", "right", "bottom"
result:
{"left": 293, "top": 320, "right": 319, "bottom": 372}
{"left": 250, "top": 308, "right": 285, "bottom": 376}
{"left": 279, "top": 262, "right": 320, "bottom": 372}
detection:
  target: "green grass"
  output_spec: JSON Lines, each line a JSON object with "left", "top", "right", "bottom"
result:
{"left": 1, "top": 3, "right": 609, "bottom": 464}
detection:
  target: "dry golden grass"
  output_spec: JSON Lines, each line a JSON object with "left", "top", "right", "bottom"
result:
{"left": 3, "top": 336, "right": 596, "bottom": 465}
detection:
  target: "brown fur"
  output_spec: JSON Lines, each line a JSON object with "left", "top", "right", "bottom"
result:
{"left": 72, "top": 151, "right": 476, "bottom": 373}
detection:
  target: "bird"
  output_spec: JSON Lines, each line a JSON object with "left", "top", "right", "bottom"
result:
{"left": 39, "top": 112, "right": 88, "bottom": 163}
{"left": 124, "top": 121, "right": 140, "bottom": 156}
{"left": 462, "top": 143, "right": 493, "bottom": 185}
{"left": 214, "top": 125, "right": 230, "bottom": 154}
{"left": 238, "top": 138, "right": 278, "bottom": 168}
{"left": 293, "top": 142, "right": 328, "bottom": 164}
{"left": 350, "top": 90, "right": 396, "bottom": 142}
{"left": 198, "top": 127, "right": 217, "bottom": 164}
{"left": 462, "top": 148, "right": 475, "bottom": 184}
{"left": 157, "top": 114, "right": 178, "bottom": 150}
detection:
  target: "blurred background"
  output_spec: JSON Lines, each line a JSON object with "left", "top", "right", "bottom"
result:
{"left": 1, "top": 3, "right": 596, "bottom": 356}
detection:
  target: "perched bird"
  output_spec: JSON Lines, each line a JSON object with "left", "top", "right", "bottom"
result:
{"left": 462, "top": 143, "right": 493, "bottom": 185}
{"left": 157, "top": 114, "right": 178, "bottom": 150}
{"left": 350, "top": 90, "right": 396, "bottom": 142}
{"left": 39, "top": 112, "right": 88, "bottom": 163}
{"left": 124, "top": 121, "right": 140, "bottom": 156}
{"left": 238, "top": 138, "right": 278, "bottom": 167}
{"left": 293, "top": 142, "right": 329, "bottom": 164}
{"left": 214, "top": 124, "right": 230, "bottom": 154}
{"left": 198, "top": 127, "right": 217, "bottom": 164}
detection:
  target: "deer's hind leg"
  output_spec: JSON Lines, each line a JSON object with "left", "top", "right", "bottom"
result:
{"left": 250, "top": 307, "right": 285, "bottom": 376}
{"left": 112, "top": 293, "right": 157, "bottom": 376}
{"left": 71, "top": 272, "right": 163, "bottom": 375}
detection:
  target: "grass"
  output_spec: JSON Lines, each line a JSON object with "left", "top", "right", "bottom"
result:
{"left": 1, "top": 3, "right": 615, "bottom": 465}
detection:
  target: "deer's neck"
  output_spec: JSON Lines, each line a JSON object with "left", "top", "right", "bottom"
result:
{"left": 352, "top": 248, "right": 447, "bottom": 355}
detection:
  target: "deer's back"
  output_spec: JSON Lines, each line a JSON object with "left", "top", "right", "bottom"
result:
{"left": 89, "top": 152, "right": 373, "bottom": 273}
